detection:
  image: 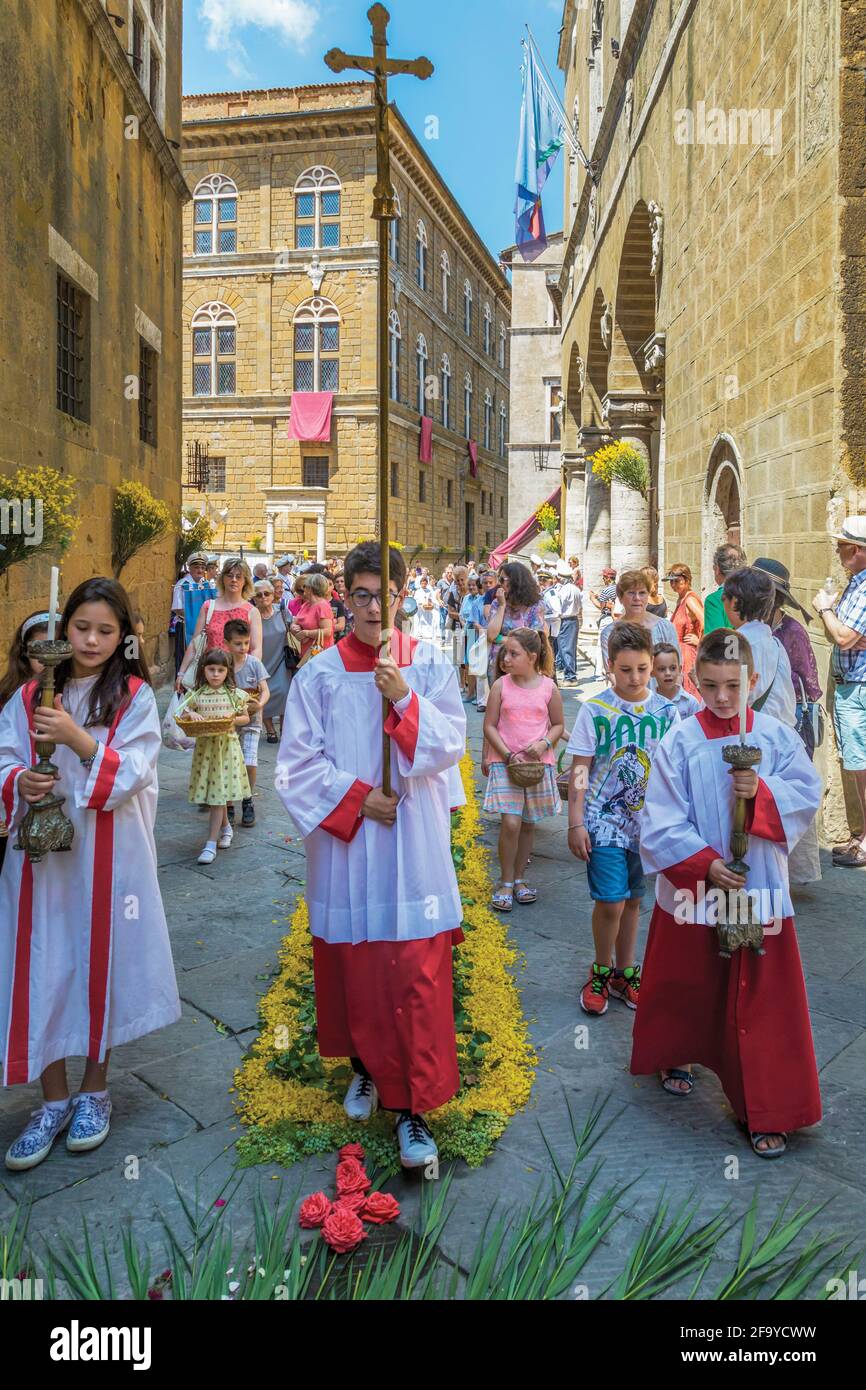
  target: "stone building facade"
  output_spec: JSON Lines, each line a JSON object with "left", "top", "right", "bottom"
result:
{"left": 557, "top": 0, "right": 866, "bottom": 837}
{"left": 181, "top": 83, "right": 510, "bottom": 568}
{"left": 500, "top": 233, "right": 567, "bottom": 554}
{"left": 0, "top": 0, "right": 188, "bottom": 666}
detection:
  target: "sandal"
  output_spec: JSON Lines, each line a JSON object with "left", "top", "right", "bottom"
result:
{"left": 266, "top": 732, "right": 279, "bottom": 744}
{"left": 491, "top": 882, "right": 514, "bottom": 912}
{"left": 745, "top": 1127, "right": 787, "bottom": 1159}
{"left": 660, "top": 1068, "right": 694, "bottom": 1097}
{"left": 514, "top": 880, "right": 538, "bottom": 905}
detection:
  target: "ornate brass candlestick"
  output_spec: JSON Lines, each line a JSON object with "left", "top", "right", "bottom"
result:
{"left": 719, "top": 742, "right": 764, "bottom": 958}
{"left": 14, "top": 638, "right": 75, "bottom": 863}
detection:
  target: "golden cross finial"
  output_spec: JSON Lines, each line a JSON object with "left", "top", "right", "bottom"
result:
{"left": 325, "top": 4, "right": 433, "bottom": 218}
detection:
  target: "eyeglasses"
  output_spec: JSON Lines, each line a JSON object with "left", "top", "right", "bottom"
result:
{"left": 350, "top": 589, "right": 401, "bottom": 608}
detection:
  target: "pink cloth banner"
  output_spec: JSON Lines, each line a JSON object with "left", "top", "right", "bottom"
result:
{"left": 467, "top": 439, "right": 478, "bottom": 478}
{"left": 287, "top": 392, "right": 334, "bottom": 443}
{"left": 419, "top": 415, "right": 433, "bottom": 463}
{"left": 487, "top": 485, "right": 561, "bottom": 570}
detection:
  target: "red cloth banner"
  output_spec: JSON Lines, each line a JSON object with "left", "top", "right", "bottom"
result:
{"left": 287, "top": 392, "right": 334, "bottom": 443}
{"left": 419, "top": 415, "right": 433, "bottom": 463}
{"left": 488, "top": 484, "right": 561, "bottom": 569}
{"left": 467, "top": 439, "right": 478, "bottom": 478}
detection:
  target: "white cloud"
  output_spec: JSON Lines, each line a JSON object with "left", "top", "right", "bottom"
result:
{"left": 198, "top": 0, "right": 320, "bottom": 65}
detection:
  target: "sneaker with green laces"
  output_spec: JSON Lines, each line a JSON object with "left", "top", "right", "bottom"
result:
{"left": 580, "top": 963, "right": 613, "bottom": 1016}
{"left": 609, "top": 964, "right": 641, "bottom": 1010}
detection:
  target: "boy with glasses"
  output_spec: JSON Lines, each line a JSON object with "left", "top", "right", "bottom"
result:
{"left": 276, "top": 542, "right": 466, "bottom": 1170}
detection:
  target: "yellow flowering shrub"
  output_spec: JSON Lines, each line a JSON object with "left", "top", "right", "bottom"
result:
{"left": 235, "top": 753, "right": 536, "bottom": 1172}
{"left": 590, "top": 441, "right": 649, "bottom": 498}
{"left": 112, "top": 480, "right": 171, "bottom": 578}
{"left": 0, "top": 466, "right": 79, "bottom": 575}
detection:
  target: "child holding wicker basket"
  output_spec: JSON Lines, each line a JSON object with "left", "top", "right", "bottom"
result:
{"left": 174, "top": 647, "right": 251, "bottom": 864}
{"left": 482, "top": 628, "right": 564, "bottom": 911}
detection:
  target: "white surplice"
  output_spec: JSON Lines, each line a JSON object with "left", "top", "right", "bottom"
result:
{"left": 0, "top": 677, "right": 180, "bottom": 1085}
{"left": 276, "top": 634, "right": 466, "bottom": 945}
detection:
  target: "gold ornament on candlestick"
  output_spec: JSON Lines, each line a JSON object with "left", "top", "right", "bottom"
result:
{"left": 325, "top": 4, "right": 433, "bottom": 796}
{"left": 14, "top": 638, "right": 75, "bottom": 863}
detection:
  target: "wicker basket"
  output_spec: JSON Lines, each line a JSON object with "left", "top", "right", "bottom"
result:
{"left": 245, "top": 685, "right": 261, "bottom": 708}
{"left": 506, "top": 758, "right": 546, "bottom": 788}
{"left": 174, "top": 714, "right": 237, "bottom": 739}
{"left": 556, "top": 747, "right": 572, "bottom": 802}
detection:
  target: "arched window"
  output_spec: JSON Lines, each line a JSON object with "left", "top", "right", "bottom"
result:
{"left": 483, "top": 303, "right": 492, "bottom": 356}
{"left": 483, "top": 389, "right": 493, "bottom": 450}
{"left": 463, "top": 372, "right": 473, "bottom": 440}
{"left": 389, "top": 193, "right": 402, "bottom": 263}
{"left": 415, "top": 220, "right": 428, "bottom": 291}
{"left": 499, "top": 402, "right": 507, "bottom": 457}
{"left": 416, "top": 334, "right": 428, "bottom": 415}
{"left": 388, "top": 309, "right": 401, "bottom": 403}
{"left": 499, "top": 323, "right": 507, "bottom": 369}
{"left": 192, "top": 302, "right": 237, "bottom": 396}
{"left": 293, "top": 297, "right": 340, "bottom": 392}
{"left": 440, "top": 354, "right": 451, "bottom": 430}
{"left": 463, "top": 280, "right": 473, "bottom": 337}
{"left": 441, "top": 250, "right": 451, "bottom": 314}
{"left": 294, "top": 167, "right": 341, "bottom": 250}
{"left": 193, "top": 175, "right": 238, "bottom": 255}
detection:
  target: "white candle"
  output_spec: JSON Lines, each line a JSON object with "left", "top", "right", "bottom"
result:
{"left": 739, "top": 663, "right": 748, "bottom": 744}
{"left": 47, "top": 566, "right": 59, "bottom": 641}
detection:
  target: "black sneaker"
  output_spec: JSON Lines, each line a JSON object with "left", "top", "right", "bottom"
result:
{"left": 227, "top": 803, "right": 235, "bottom": 823}
{"left": 241, "top": 797, "right": 255, "bottom": 827}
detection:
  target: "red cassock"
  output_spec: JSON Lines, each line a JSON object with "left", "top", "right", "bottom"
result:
{"left": 631, "top": 708, "right": 822, "bottom": 1134}
{"left": 276, "top": 631, "right": 467, "bottom": 1114}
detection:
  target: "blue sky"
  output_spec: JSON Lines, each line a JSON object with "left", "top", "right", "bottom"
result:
{"left": 182, "top": 0, "right": 566, "bottom": 260}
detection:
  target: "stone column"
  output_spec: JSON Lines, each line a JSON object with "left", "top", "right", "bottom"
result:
{"left": 316, "top": 508, "right": 326, "bottom": 563}
{"left": 265, "top": 509, "right": 277, "bottom": 566}
{"left": 561, "top": 450, "right": 586, "bottom": 561}
{"left": 601, "top": 392, "right": 661, "bottom": 573}
{"left": 580, "top": 427, "right": 612, "bottom": 623}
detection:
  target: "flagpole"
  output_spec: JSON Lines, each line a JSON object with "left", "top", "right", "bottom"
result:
{"left": 523, "top": 29, "right": 593, "bottom": 175}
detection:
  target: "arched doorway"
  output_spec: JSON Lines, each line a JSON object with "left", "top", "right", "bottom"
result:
{"left": 703, "top": 436, "right": 744, "bottom": 591}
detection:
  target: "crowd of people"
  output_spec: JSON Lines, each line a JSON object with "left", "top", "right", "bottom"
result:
{"left": 0, "top": 516, "right": 864, "bottom": 1174}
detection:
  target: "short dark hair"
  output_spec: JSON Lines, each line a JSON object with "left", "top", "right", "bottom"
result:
{"left": 696, "top": 627, "right": 755, "bottom": 677}
{"left": 714, "top": 543, "right": 747, "bottom": 577}
{"left": 344, "top": 541, "right": 407, "bottom": 591}
{"left": 194, "top": 645, "right": 236, "bottom": 688}
{"left": 608, "top": 621, "right": 654, "bottom": 663}
{"left": 652, "top": 642, "right": 681, "bottom": 664}
{"left": 723, "top": 567, "right": 775, "bottom": 623}
{"left": 223, "top": 618, "right": 251, "bottom": 641}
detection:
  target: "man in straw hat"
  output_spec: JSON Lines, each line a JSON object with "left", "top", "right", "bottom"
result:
{"left": 813, "top": 516, "right": 866, "bottom": 867}
{"left": 170, "top": 550, "right": 216, "bottom": 675}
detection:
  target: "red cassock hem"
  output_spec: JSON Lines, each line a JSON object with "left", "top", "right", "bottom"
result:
{"left": 744, "top": 779, "right": 786, "bottom": 843}
{"left": 630, "top": 904, "right": 821, "bottom": 1134}
{"left": 320, "top": 779, "right": 373, "bottom": 842}
{"left": 383, "top": 691, "right": 420, "bottom": 764}
{"left": 312, "top": 931, "right": 462, "bottom": 1113}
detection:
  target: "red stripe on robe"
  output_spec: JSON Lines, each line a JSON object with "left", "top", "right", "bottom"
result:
{"left": 383, "top": 690, "right": 419, "bottom": 764}
{"left": 312, "top": 930, "right": 464, "bottom": 1114}
{"left": 2, "top": 765, "right": 25, "bottom": 825}
{"left": 87, "top": 745, "right": 121, "bottom": 811}
{"left": 320, "top": 778, "right": 373, "bottom": 842}
{"left": 6, "top": 860, "right": 34, "bottom": 1084}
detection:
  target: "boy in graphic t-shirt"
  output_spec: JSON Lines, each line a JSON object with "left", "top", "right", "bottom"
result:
{"left": 566, "top": 623, "right": 679, "bottom": 1016}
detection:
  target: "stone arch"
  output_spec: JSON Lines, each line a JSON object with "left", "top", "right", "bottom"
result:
{"left": 703, "top": 434, "right": 745, "bottom": 591}
{"left": 563, "top": 341, "right": 584, "bottom": 453}
{"left": 183, "top": 283, "right": 252, "bottom": 324}
{"left": 610, "top": 200, "right": 656, "bottom": 395}
{"left": 586, "top": 288, "right": 610, "bottom": 426}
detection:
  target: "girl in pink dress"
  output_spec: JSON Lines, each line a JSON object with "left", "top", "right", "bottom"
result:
{"left": 176, "top": 558, "right": 262, "bottom": 690}
{"left": 482, "top": 628, "right": 565, "bottom": 911}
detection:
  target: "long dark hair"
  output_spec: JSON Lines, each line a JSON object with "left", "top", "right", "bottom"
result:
{"left": 53, "top": 578, "right": 150, "bottom": 728}
{"left": 501, "top": 561, "right": 540, "bottom": 610}
{"left": 0, "top": 613, "right": 49, "bottom": 708}
{"left": 194, "top": 646, "right": 236, "bottom": 689}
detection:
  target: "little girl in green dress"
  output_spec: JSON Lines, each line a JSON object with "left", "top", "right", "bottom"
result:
{"left": 175, "top": 647, "right": 251, "bottom": 864}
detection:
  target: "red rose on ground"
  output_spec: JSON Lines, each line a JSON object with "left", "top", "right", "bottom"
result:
{"left": 362, "top": 1192, "right": 401, "bottom": 1225}
{"left": 322, "top": 1206, "right": 367, "bottom": 1255}
{"left": 338, "top": 1143, "right": 366, "bottom": 1162}
{"left": 298, "top": 1191, "right": 333, "bottom": 1229}
{"left": 336, "top": 1157, "right": 372, "bottom": 1196}
{"left": 333, "top": 1191, "right": 366, "bottom": 1215}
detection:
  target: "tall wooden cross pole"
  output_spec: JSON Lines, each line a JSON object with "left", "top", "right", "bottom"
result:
{"left": 325, "top": 5, "right": 433, "bottom": 794}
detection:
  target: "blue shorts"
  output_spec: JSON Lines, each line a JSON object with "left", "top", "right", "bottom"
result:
{"left": 586, "top": 844, "right": 646, "bottom": 903}
{"left": 833, "top": 682, "right": 866, "bottom": 772}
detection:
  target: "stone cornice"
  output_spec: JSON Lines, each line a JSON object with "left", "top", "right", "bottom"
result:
{"left": 76, "top": 0, "right": 190, "bottom": 202}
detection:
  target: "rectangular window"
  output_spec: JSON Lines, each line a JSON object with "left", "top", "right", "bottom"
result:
{"left": 132, "top": 10, "right": 144, "bottom": 80}
{"left": 419, "top": 470, "right": 426, "bottom": 503}
{"left": 138, "top": 337, "right": 157, "bottom": 445}
{"left": 294, "top": 359, "right": 315, "bottom": 392}
{"left": 295, "top": 325, "right": 314, "bottom": 353}
{"left": 447, "top": 479, "right": 453, "bottom": 509}
{"left": 205, "top": 456, "right": 226, "bottom": 492}
{"left": 500, "top": 496, "right": 505, "bottom": 518}
{"left": 149, "top": 50, "right": 161, "bottom": 110}
{"left": 217, "top": 361, "right": 236, "bottom": 394}
{"left": 302, "top": 457, "right": 330, "bottom": 489}
{"left": 193, "top": 362, "right": 211, "bottom": 395}
{"left": 547, "top": 381, "right": 562, "bottom": 443}
{"left": 56, "top": 272, "right": 89, "bottom": 421}
{"left": 320, "top": 358, "right": 339, "bottom": 392}
{"left": 194, "top": 229, "right": 212, "bottom": 255}
{"left": 390, "top": 461, "right": 399, "bottom": 497}
{"left": 295, "top": 222, "right": 315, "bottom": 250}
{"left": 218, "top": 227, "right": 237, "bottom": 253}
{"left": 321, "top": 223, "right": 340, "bottom": 249}
{"left": 320, "top": 323, "right": 339, "bottom": 353}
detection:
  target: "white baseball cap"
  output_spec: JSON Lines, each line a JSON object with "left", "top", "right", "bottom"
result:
{"left": 829, "top": 516, "right": 866, "bottom": 546}
{"left": 556, "top": 559, "right": 572, "bottom": 578}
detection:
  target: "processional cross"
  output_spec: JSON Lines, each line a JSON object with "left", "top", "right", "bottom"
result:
{"left": 325, "top": 5, "right": 433, "bottom": 794}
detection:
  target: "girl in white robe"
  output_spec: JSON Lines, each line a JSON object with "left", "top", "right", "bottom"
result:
{"left": 0, "top": 578, "right": 180, "bottom": 1171}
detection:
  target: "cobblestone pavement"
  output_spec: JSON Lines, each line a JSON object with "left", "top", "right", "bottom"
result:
{"left": 3, "top": 667, "right": 865, "bottom": 1297}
